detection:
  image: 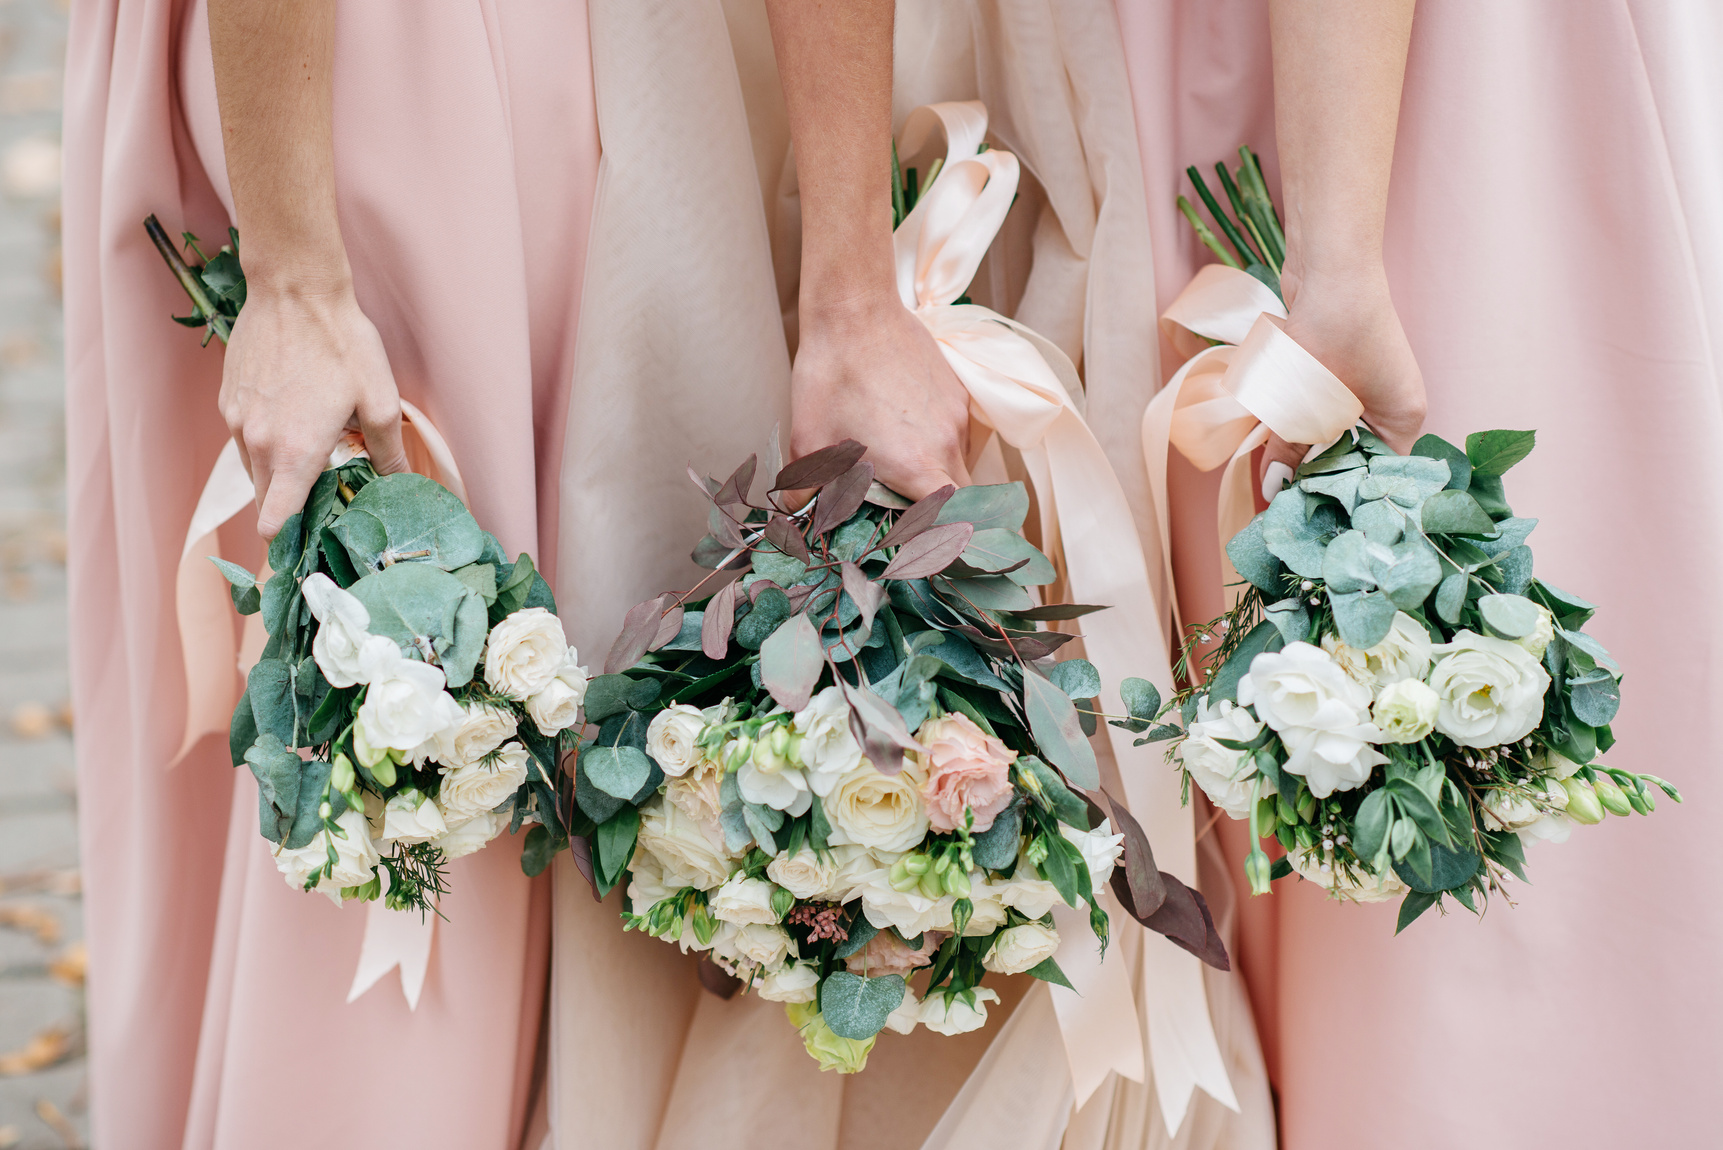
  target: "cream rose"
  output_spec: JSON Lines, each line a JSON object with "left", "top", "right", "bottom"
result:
{"left": 437, "top": 742, "right": 529, "bottom": 823}
{"left": 918, "top": 987, "right": 1000, "bottom": 1036}
{"left": 379, "top": 789, "right": 448, "bottom": 845}
{"left": 793, "top": 686, "right": 865, "bottom": 796}
{"left": 1288, "top": 848, "right": 1407, "bottom": 903}
{"left": 844, "top": 927, "right": 941, "bottom": 977}
{"left": 1178, "top": 697, "right": 1270, "bottom": 818}
{"left": 432, "top": 808, "right": 508, "bottom": 860}
{"left": 825, "top": 761, "right": 930, "bottom": 853}
{"left": 646, "top": 703, "right": 708, "bottom": 778}
{"left": 986, "top": 851, "right": 1063, "bottom": 919}
{"left": 914, "top": 713, "right": 1015, "bottom": 833}
{"left": 666, "top": 756, "right": 726, "bottom": 831}
{"left": 356, "top": 658, "right": 463, "bottom": 752}
{"left": 303, "top": 572, "right": 400, "bottom": 688}
{"left": 527, "top": 649, "right": 588, "bottom": 736}
{"left": 757, "top": 962, "right": 820, "bottom": 1004}
{"left": 1322, "top": 612, "right": 1433, "bottom": 691}
{"left": 272, "top": 808, "right": 379, "bottom": 905}
{"left": 1428, "top": 631, "right": 1551, "bottom": 748}
{"left": 636, "top": 797, "right": 735, "bottom": 890}
{"left": 710, "top": 874, "right": 780, "bottom": 926}
{"left": 626, "top": 847, "right": 677, "bottom": 915}
{"left": 444, "top": 702, "right": 519, "bottom": 767}
{"left": 1238, "top": 642, "right": 1387, "bottom": 798}
{"left": 767, "top": 847, "right": 840, "bottom": 900}
{"left": 724, "top": 923, "right": 793, "bottom": 970}
{"left": 483, "top": 607, "right": 567, "bottom": 699}
{"left": 1372, "top": 679, "right": 1439, "bottom": 744}
{"left": 985, "top": 923, "right": 1061, "bottom": 975}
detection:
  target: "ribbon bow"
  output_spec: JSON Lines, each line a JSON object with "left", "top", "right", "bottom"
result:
{"left": 897, "top": 102, "right": 1237, "bottom": 1130}
{"left": 175, "top": 400, "right": 462, "bottom": 1009}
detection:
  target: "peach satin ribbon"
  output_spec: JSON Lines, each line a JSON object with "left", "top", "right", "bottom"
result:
{"left": 174, "top": 400, "right": 464, "bottom": 1009}
{"left": 898, "top": 102, "right": 1236, "bottom": 1130}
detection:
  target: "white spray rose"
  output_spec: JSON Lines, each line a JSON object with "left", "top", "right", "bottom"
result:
{"left": 1486, "top": 778, "right": 1572, "bottom": 847}
{"left": 918, "top": 987, "right": 1000, "bottom": 1036}
{"left": 1479, "top": 787, "right": 1541, "bottom": 831}
{"left": 767, "top": 847, "right": 840, "bottom": 900}
{"left": 1238, "top": 642, "right": 1387, "bottom": 798}
{"left": 438, "top": 742, "right": 530, "bottom": 823}
{"left": 884, "top": 985, "right": 922, "bottom": 1036}
{"left": 1061, "top": 820, "right": 1125, "bottom": 888}
{"left": 356, "top": 659, "right": 463, "bottom": 752}
{"left": 988, "top": 873, "right": 1062, "bottom": 920}
{"left": 1428, "top": 631, "right": 1551, "bottom": 748}
{"left": 709, "top": 874, "right": 781, "bottom": 926}
{"left": 303, "top": 572, "right": 401, "bottom": 688}
{"left": 825, "top": 761, "right": 930, "bottom": 853}
{"left": 626, "top": 848, "right": 677, "bottom": 915}
{"left": 792, "top": 686, "right": 865, "bottom": 796}
{"left": 483, "top": 607, "right": 566, "bottom": 699}
{"left": 1372, "top": 679, "right": 1440, "bottom": 744}
{"left": 646, "top": 704, "right": 708, "bottom": 778}
{"left": 1516, "top": 604, "right": 1556, "bottom": 658}
{"left": 272, "top": 808, "right": 379, "bottom": 905}
{"left": 961, "top": 886, "right": 1008, "bottom": 937}
{"left": 443, "top": 702, "right": 519, "bottom": 767}
{"left": 856, "top": 868, "right": 953, "bottom": 938}
{"left": 757, "top": 962, "right": 820, "bottom": 1004}
{"left": 1178, "top": 698, "right": 1271, "bottom": 818}
{"left": 985, "top": 923, "right": 1062, "bottom": 975}
{"left": 379, "top": 789, "right": 448, "bottom": 845}
{"left": 1287, "top": 848, "right": 1407, "bottom": 904}
{"left": 527, "top": 649, "right": 589, "bottom": 735}
{"left": 432, "top": 808, "right": 508, "bottom": 860}
{"left": 727, "top": 923, "right": 794, "bottom": 970}
{"left": 636, "top": 797, "right": 734, "bottom": 890}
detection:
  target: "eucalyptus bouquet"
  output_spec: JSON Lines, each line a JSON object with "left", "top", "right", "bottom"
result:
{"left": 151, "top": 217, "right": 583, "bottom": 912}
{"left": 572, "top": 441, "right": 1224, "bottom": 1073}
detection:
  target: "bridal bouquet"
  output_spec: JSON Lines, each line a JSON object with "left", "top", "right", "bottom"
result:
{"left": 151, "top": 218, "right": 583, "bottom": 912}
{"left": 572, "top": 441, "right": 1220, "bottom": 1072}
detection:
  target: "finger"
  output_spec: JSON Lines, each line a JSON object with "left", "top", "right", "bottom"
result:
{"left": 358, "top": 393, "right": 409, "bottom": 476}
{"left": 1258, "top": 433, "right": 1306, "bottom": 503}
{"left": 256, "top": 451, "right": 323, "bottom": 541}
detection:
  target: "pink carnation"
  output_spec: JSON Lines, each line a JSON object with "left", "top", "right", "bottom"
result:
{"left": 915, "top": 713, "right": 1016, "bottom": 833}
{"left": 844, "top": 928, "right": 946, "bottom": 977}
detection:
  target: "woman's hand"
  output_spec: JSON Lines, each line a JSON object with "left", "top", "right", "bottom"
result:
{"left": 219, "top": 284, "right": 407, "bottom": 539}
{"left": 789, "top": 296, "right": 973, "bottom": 501}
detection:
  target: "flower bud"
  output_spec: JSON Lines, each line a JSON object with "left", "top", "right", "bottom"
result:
{"left": 1296, "top": 791, "right": 1317, "bottom": 822}
{"left": 1024, "top": 837, "right": 1049, "bottom": 867}
{"left": 1255, "top": 797, "right": 1280, "bottom": 835}
{"left": 931, "top": 852, "right": 953, "bottom": 875}
{"left": 888, "top": 858, "right": 918, "bottom": 892}
{"left": 1244, "top": 850, "right": 1273, "bottom": 896}
{"left": 770, "top": 885, "right": 795, "bottom": 922}
{"left": 902, "top": 854, "right": 932, "bottom": 876}
{"left": 1277, "top": 793, "right": 1299, "bottom": 825}
{"left": 318, "top": 801, "right": 333, "bottom": 820}
{"left": 330, "top": 753, "right": 355, "bottom": 794}
{"left": 943, "top": 868, "right": 972, "bottom": 898}
{"left": 352, "top": 723, "right": 389, "bottom": 769}
{"left": 770, "top": 725, "right": 791, "bottom": 757}
{"left": 1592, "top": 774, "right": 1632, "bottom": 818}
{"left": 1561, "top": 778, "right": 1605, "bottom": 825}
{"left": 918, "top": 871, "right": 945, "bottom": 900}
{"left": 370, "top": 757, "right": 398, "bottom": 788}
{"left": 1627, "top": 785, "right": 1654, "bottom": 815}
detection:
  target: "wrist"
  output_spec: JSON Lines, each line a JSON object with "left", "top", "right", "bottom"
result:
{"left": 797, "top": 281, "right": 903, "bottom": 339}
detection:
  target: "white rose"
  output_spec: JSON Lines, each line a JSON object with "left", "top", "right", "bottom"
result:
{"left": 646, "top": 704, "right": 708, "bottom": 778}
{"left": 737, "top": 729, "right": 813, "bottom": 815}
{"left": 526, "top": 672, "right": 585, "bottom": 737}
{"left": 303, "top": 572, "right": 401, "bottom": 688}
{"left": 1428, "top": 631, "right": 1551, "bottom": 748}
{"left": 1372, "top": 679, "right": 1439, "bottom": 744}
{"left": 961, "top": 885, "right": 1007, "bottom": 937}
{"left": 988, "top": 872, "right": 1062, "bottom": 920}
{"left": 917, "top": 987, "right": 999, "bottom": 1036}
{"left": 757, "top": 962, "right": 820, "bottom": 1004}
{"left": 855, "top": 868, "right": 953, "bottom": 938}
{"left": 1178, "top": 698, "right": 1271, "bottom": 818}
{"left": 626, "top": 848, "right": 677, "bottom": 915}
{"left": 438, "top": 742, "right": 530, "bottom": 823}
{"left": 884, "top": 984, "right": 921, "bottom": 1035}
{"left": 1238, "top": 642, "right": 1387, "bottom": 799}
{"left": 356, "top": 659, "right": 463, "bottom": 752}
{"left": 985, "top": 923, "right": 1061, "bottom": 975}
{"left": 1061, "top": 820, "right": 1124, "bottom": 888}
{"left": 726, "top": 923, "right": 793, "bottom": 970}
{"left": 826, "top": 761, "right": 930, "bottom": 853}
{"left": 379, "top": 789, "right": 448, "bottom": 845}
{"left": 666, "top": 757, "right": 726, "bottom": 832}
{"left": 1516, "top": 604, "right": 1556, "bottom": 658}
{"left": 792, "top": 686, "right": 864, "bottom": 796}
{"left": 636, "top": 797, "right": 735, "bottom": 890}
{"left": 710, "top": 874, "right": 780, "bottom": 926}
{"left": 1287, "top": 848, "right": 1407, "bottom": 904}
{"left": 767, "top": 847, "right": 840, "bottom": 900}
{"left": 432, "top": 808, "right": 508, "bottom": 860}
{"left": 445, "top": 702, "right": 520, "bottom": 767}
{"left": 272, "top": 808, "right": 379, "bottom": 905}
{"left": 483, "top": 607, "right": 567, "bottom": 699}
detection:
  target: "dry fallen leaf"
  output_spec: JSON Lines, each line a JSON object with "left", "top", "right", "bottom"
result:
{"left": 35, "top": 1098, "right": 79, "bottom": 1150}
{"left": 0, "top": 903, "right": 61, "bottom": 945}
{"left": 48, "top": 941, "right": 86, "bottom": 986}
{"left": 0, "top": 1027, "right": 72, "bottom": 1076}
{"left": 9, "top": 701, "right": 53, "bottom": 740}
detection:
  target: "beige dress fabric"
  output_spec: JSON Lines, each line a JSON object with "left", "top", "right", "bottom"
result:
{"left": 547, "top": 3, "right": 1273, "bottom": 1148}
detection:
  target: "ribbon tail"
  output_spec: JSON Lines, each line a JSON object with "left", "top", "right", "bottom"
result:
{"left": 348, "top": 902, "right": 436, "bottom": 1010}
{"left": 1049, "top": 891, "right": 1144, "bottom": 1107}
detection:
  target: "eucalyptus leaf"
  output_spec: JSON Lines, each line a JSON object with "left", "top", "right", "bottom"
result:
{"left": 246, "top": 658, "right": 298, "bottom": 745}
{"left": 348, "top": 562, "right": 489, "bottom": 687}
{"left": 1321, "top": 530, "right": 1379, "bottom": 594}
{"left": 329, "top": 473, "right": 483, "bottom": 573}
{"left": 1109, "top": 677, "right": 1162, "bottom": 734}
{"left": 1259, "top": 489, "right": 1328, "bottom": 578}
{"left": 1328, "top": 589, "right": 1397, "bottom": 649}
{"left": 1351, "top": 498, "right": 1406, "bottom": 546}
{"left": 1418, "top": 489, "right": 1497, "bottom": 535}
{"left": 583, "top": 745, "right": 654, "bottom": 800}
{"left": 1560, "top": 627, "right": 1621, "bottom": 676}
{"left": 282, "top": 758, "right": 345, "bottom": 851}
{"left": 736, "top": 588, "right": 793, "bottom": 650}
{"left": 1298, "top": 467, "right": 1364, "bottom": 514}
{"left": 1225, "top": 517, "right": 1285, "bottom": 593}
{"left": 935, "top": 482, "right": 1030, "bottom": 532}
{"left": 451, "top": 561, "right": 498, "bottom": 605}
{"left": 1049, "top": 659, "right": 1102, "bottom": 702}
{"left": 971, "top": 803, "right": 1023, "bottom": 870}
{"left": 751, "top": 545, "right": 808, "bottom": 586}
{"left": 1568, "top": 669, "right": 1621, "bottom": 727}
{"left": 1019, "top": 756, "right": 1090, "bottom": 828}
{"left": 1371, "top": 537, "right": 1443, "bottom": 611}
{"left": 1411, "top": 434, "right": 1471, "bottom": 491}
{"left": 582, "top": 674, "right": 661, "bottom": 722}
{"left": 1488, "top": 546, "right": 1535, "bottom": 596}
{"left": 1467, "top": 472, "right": 1513, "bottom": 520}
{"left": 819, "top": 972, "right": 907, "bottom": 1040}
{"left": 245, "top": 733, "right": 301, "bottom": 843}
{"left": 1263, "top": 598, "right": 1310, "bottom": 645}
{"left": 1205, "top": 621, "right": 1283, "bottom": 703}
{"left": 1022, "top": 671, "right": 1098, "bottom": 790}
{"left": 1479, "top": 593, "right": 1541, "bottom": 639}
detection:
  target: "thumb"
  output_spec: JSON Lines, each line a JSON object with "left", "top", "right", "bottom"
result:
{"left": 1258, "top": 433, "right": 1306, "bottom": 504}
{"left": 358, "top": 394, "right": 410, "bottom": 476}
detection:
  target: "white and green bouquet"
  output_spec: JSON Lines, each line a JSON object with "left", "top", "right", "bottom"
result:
{"left": 569, "top": 441, "right": 1225, "bottom": 1072}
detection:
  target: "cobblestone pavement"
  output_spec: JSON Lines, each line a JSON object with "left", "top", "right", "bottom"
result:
{"left": 0, "top": 0, "right": 84, "bottom": 1147}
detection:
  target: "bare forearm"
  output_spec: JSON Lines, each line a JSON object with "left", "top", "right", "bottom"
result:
{"left": 209, "top": 0, "right": 349, "bottom": 294}
{"left": 1269, "top": 0, "right": 1414, "bottom": 294}
{"left": 764, "top": 0, "right": 896, "bottom": 318}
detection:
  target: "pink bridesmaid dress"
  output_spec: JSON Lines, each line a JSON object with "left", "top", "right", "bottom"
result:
{"left": 63, "top": 1, "right": 600, "bottom": 1145}
{"left": 1115, "top": 1, "right": 1723, "bottom": 1146}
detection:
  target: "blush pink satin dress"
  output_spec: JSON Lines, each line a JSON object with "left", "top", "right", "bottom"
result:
{"left": 1115, "top": 1, "right": 1723, "bottom": 1146}
{"left": 63, "top": 1, "right": 599, "bottom": 1146}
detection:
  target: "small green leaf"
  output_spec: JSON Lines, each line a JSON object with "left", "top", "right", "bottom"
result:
{"left": 735, "top": 588, "right": 793, "bottom": 650}
{"left": 1435, "top": 571, "right": 1468, "bottom": 624}
{"left": 1206, "top": 621, "right": 1284, "bottom": 703}
{"left": 1023, "top": 957, "right": 1075, "bottom": 991}
{"left": 819, "top": 972, "right": 907, "bottom": 1040}
{"left": 521, "top": 824, "right": 563, "bottom": 877}
{"left": 1418, "top": 489, "right": 1497, "bottom": 535}
{"left": 1225, "top": 517, "right": 1285, "bottom": 593}
{"left": 328, "top": 472, "right": 483, "bottom": 573}
{"left": 1327, "top": 589, "right": 1397, "bottom": 649}
{"left": 1353, "top": 788, "right": 1392, "bottom": 865}
{"left": 970, "top": 804, "right": 1022, "bottom": 870}
{"left": 594, "top": 807, "right": 641, "bottom": 893}
{"left": 1049, "top": 659, "right": 1102, "bottom": 702}
{"left": 934, "top": 482, "right": 1030, "bottom": 532}
{"left": 1464, "top": 429, "right": 1536, "bottom": 477}
{"left": 1411, "top": 434, "right": 1471, "bottom": 491}
{"left": 1395, "top": 890, "right": 1438, "bottom": 933}
{"left": 1478, "top": 593, "right": 1541, "bottom": 639}
{"left": 1393, "top": 840, "right": 1480, "bottom": 894}
{"left": 581, "top": 674, "right": 661, "bottom": 723}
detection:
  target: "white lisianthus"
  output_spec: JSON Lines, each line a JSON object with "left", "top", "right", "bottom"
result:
{"left": 443, "top": 702, "right": 519, "bottom": 767}
{"left": 646, "top": 704, "right": 707, "bottom": 777}
{"left": 1321, "top": 612, "right": 1433, "bottom": 691}
{"left": 988, "top": 873, "right": 1062, "bottom": 920}
{"left": 1178, "top": 698, "right": 1271, "bottom": 818}
{"left": 757, "top": 962, "right": 820, "bottom": 1004}
{"left": 1428, "top": 631, "right": 1551, "bottom": 748}
{"left": 483, "top": 607, "right": 566, "bottom": 699}
{"left": 438, "top": 742, "right": 530, "bottom": 823}
{"left": 918, "top": 987, "right": 999, "bottom": 1036}
{"left": 1238, "top": 642, "right": 1387, "bottom": 798}
{"left": 527, "top": 649, "right": 588, "bottom": 735}
{"left": 767, "top": 847, "right": 840, "bottom": 900}
{"left": 1061, "top": 820, "right": 1125, "bottom": 888}
{"left": 1516, "top": 604, "right": 1556, "bottom": 658}
{"left": 356, "top": 659, "right": 463, "bottom": 752}
{"left": 1372, "top": 679, "right": 1440, "bottom": 744}
{"left": 825, "top": 761, "right": 930, "bottom": 853}
{"left": 856, "top": 868, "right": 953, "bottom": 937}
{"left": 272, "top": 808, "right": 380, "bottom": 905}
{"left": 636, "top": 797, "right": 734, "bottom": 890}
{"left": 432, "top": 808, "right": 508, "bottom": 860}
{"left": 738, "top": 727, "right": 813, "bottom": 816}
{"left": 379, "top": 789, "right": 448, "bottom": 845}
{"left": 985, "top": 923, "right": 1061, "bottom": 975}
{"left": 303, "top": 573, "right": 401, "bottom": 688}
{"left": 710, "top": 874, "right": 781, "bottom": 926}
{"left": 792, "top": 686, "right": 864, "bottom": 796}
{"left": 884, "top": 984, "right": 921, "bottom": 1036}
{"left": 961, "top": 885, "right": 1008, "bottom": 937}
{"left": 1287, "top": 848, "right": 1407, "bottom": 904}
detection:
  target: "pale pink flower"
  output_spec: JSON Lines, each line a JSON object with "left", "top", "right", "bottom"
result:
{"left": 844, "top": 928, "right": 946, "bottom": 978}
{"left": 915, "top": 713, "right": 1016, "bottom": 832}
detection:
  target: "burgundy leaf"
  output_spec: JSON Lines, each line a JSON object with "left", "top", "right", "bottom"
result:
{"left": 605, "top": 593, "right": 673, "bottom": 674}
{"left": 698, "top": 956, "right": 744, "bottom": 999}
{"left": 881, "top": 521, "right": 974, "bottom": 580}
{"left": 759, "top": 612, "right": 825, "bottom": 712}
{"left": 942, "top": 556, "right": 1031, "bottom": 579}
{"left": 687, "top": 465, "right": 719, "bottom": 502}
{"left": 764, "top": 513, "right": 811, "bottom": 564}
{"left": 840, "top": 561, "right": 886, "bottom": 633}
{"left": 649, "top": 604, "right": 686, "bottom": 651}
{"left": 809, "top": 461, "right": 876, "bottom": 537}
{"left": 715, "top": 454, "right": 758, "bottom": 510}
{"left": 862, "top": 482, "right": 914, "bottom": 510}
{"left": 876, "top": 484, "right": 957, "bottom": 551}
{"left": 1011, "top": 603, "right": 1111, "bottom": 621}
{"left": 701, "top": 579, "right": 741, "bottom": 659}
{"left": 841, "top": 681, "right": 925, "bottom": 775}
{"left": 707, "top": 502, "right": 746, "bottom": 549}
{"left": 953, "top": 623, "right": 1078, "bottom": 661}
{"left": 785, "top": 582, "right": 823, "bottom": 613}
{"left": 747, "top": 579, "right": 786, "bottom": 605}
{"left": 1090, "top": 788, "right": 1168, "bottom": 920}
{"left": 771, "top": 439, "right": 868, "bottom": 492}
{"left": 1140, "top": 873, "right": 1230, "bottom": 971}
{"left": 568, "top": 834, "right": 600, "bottom": 902}
{"left": 690, "top": 534, "right": 751, "bottom": 571}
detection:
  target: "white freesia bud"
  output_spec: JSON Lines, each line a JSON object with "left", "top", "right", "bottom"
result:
{"left": 645, "top": 704, "right": 707, "bottom": 777}
{"left": 738, "top": 729, "right": 813, "bottom": 816}
{"left": 756, "top": 962, "right": 820, "bottom": 1004}
{"left": 1372, "top": 679, "right": 1440, "bottom": 744}
{"left": 483, "top": 607, "right": 567, "bottom": 699}
{"left": 984, "top": 923, "right": 1061, "bottom": 975}
{"left": 437, "top": 742, "right": 530, "bottom": 823}
{"left": 356, "top": 659, "right": 463, "bottom": 752}
{"left": 303, "top": 572, "right": 401, "bottom": 688}
{"left": 272, "top": 808, "right": 379, "bottom": 905}
{"left": 917, "top": 987, "right": 1000, "bottom": 1036}
{"left": 1177, "top": 697, "right": 1270, "bottom": 818}
{"left": 709, "top": 874, "right": 781, "bottom": 926}
{"left": 1428, "top": 631, "right": 1551, "bottom": 748}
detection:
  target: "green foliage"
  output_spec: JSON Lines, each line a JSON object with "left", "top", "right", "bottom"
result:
{"left": 819, "top": 972, "right": 907, "bottom": 1040}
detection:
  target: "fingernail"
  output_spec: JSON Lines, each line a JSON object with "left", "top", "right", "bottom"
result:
{"left": 1262, "top": 462, "right": 1293, "bottom": 503}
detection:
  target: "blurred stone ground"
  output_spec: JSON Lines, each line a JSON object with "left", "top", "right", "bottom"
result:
{"left": 0, "top": 0, "right": 85, "bottom": 1147}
